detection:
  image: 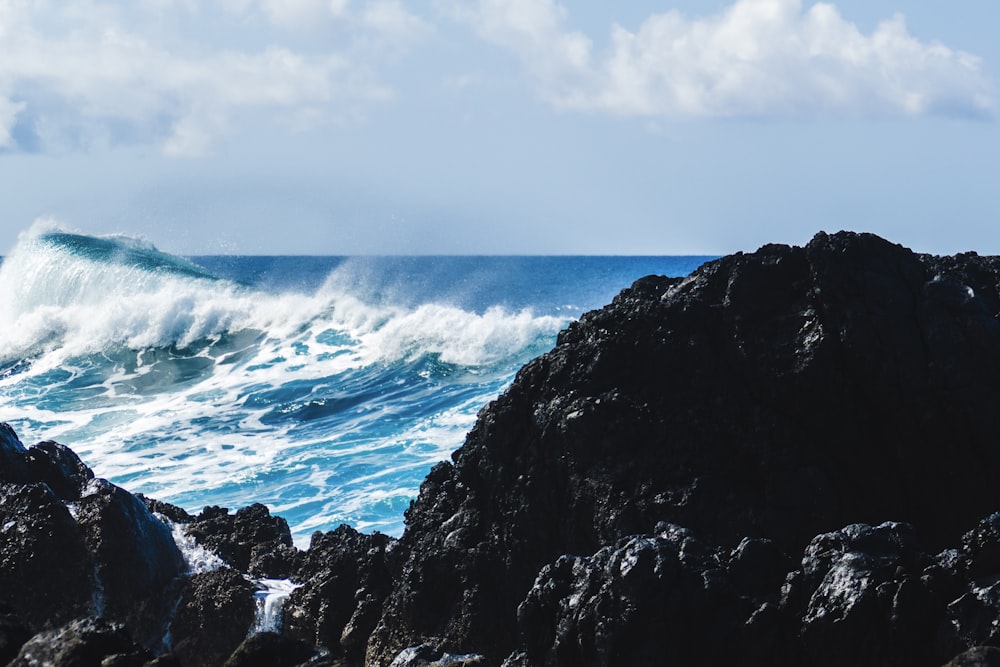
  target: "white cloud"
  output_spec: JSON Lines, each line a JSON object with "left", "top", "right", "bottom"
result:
{"left": 363, "top": 0, "right": 433, "bottom": 44}
{"left": 439, "top": 0, "right": 590, "bottom": 83}
{"left": 449, "top": 0, "right": 994, "bottom": 119}
{"left": 257, "top": 0, "right": 345, "bottom": 29}
{"left": 0, "top": 0, "right": 420, "bottom": 156}
{"left": 0, "top": 98, "right": 26, "bottom": 148}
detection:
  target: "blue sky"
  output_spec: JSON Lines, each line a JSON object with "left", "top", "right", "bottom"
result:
{"left": 0, "top": 0, "right": 997, "bottom": 255}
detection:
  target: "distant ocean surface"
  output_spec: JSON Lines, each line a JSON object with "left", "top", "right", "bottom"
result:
{"left": 0, "top": 228, "right": 713, "bottom": 545}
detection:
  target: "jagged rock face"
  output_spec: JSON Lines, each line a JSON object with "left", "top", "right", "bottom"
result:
{"left": 781, "top": 522, "right": 935, "bottom": 667}
{"left": 0, "top": 427, "right": 185, "bottom": 652}
{"left": 75, "top": 478, "right": 187, "bottom": 648}
{"left": 504, "top": 518, "right": 1000, "bottom": 667}
{"left": 221, "top": 632, "right": 318, "bottom": 667}
{"left": 512, "top": 524, "right": 753, "bottom": 666}
{"left": 25, "top": 440, "right": 95, "bottom": 500}
{"left": 368, "top": 232, "right": 1000, "bottom": 664}
{"left": 0, "top": 482, "right": 97, "bottom": 629}
{"left": 169, "top": 567, "right": 257, "bottom": 667}
{"left": 185, "top": 503, "right": 297, "bottom": 578}
{"left": 284, "top": 524, "right": 394, "bottom": 662}
{"left": 9, "top": 617, "right": 150, "bottom": 667}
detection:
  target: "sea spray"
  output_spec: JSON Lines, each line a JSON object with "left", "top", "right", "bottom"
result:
{"left": 251, "top": 579, "right": 301, "bottom": 634}
{"left": 0, "top": 224, "right": 711, "bottom": 545}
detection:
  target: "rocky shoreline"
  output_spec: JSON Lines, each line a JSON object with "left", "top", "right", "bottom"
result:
{"left": 4, "top": 231, "right": 1000, "bottom": 665}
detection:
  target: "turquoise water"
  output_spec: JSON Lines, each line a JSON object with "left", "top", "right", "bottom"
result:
{"left": 0, "top": 226, "right": 712, "bottom": 544}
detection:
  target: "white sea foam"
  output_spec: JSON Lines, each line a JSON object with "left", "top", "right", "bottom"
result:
{"left": 0, "top": 225, "right": 568, "bottom": 544}
{"left": 251, "top": 578, "right": 301, "bottom": 634}
{"left": 0, "top": 225, "right": 562, "bottom": 370}
{"left": 166, "top": 520, "right": 226, "bottom": 574}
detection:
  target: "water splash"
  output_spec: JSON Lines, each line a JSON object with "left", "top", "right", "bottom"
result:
{"left": 0, "top": 224, "right": 569, "bottom": 545}
{"left": 252, "top": 579, "right": 301, "bottom": 634}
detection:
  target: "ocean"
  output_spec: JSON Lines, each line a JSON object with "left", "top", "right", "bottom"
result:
{"left": 0, "top": 227, "right": 712, "bottom": 546}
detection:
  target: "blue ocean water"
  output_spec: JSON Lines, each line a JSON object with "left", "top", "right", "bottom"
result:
{"left": 0, "top": 226, "right": 712, "bottom": 545}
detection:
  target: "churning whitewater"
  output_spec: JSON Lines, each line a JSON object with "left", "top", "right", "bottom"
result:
{"left": 0, "top": 225, "right": 710, "bottom": 545}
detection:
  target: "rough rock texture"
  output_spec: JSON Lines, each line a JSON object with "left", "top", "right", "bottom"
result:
{"left": 284, "top": 524, "right": 394, "bottom": 662}
{"left": 221, "top": 632, "right": 319, "bottom": 667}
{"left": 10, "top": 617, "right": 150, "bottom": 667}
{"left": 388, "top": 644, "right": 485, "bottom": 666}
{"left": 168, "top": 567, "right": 257, "bottom": 667}
{"left": 946, "top": 647, "right": 1000, "bottom": 667}
{"left": 368, "top": 232, "right": 1000, "bottom": 664}
{"left": 0, "top": 604, "right": 33, "bottom": 665}
{"left": 512, "top": 524, "right": 750, "bottom": 666}
{"left": 184, "top": 503, "right": 297, "bottom": 578}
{"left": 505, "top": 516, "right": 1000, "bottom": 667}
{"left": 0, "top": 425, "right": 187, "bottom": 659}
{"left": 0, "top": 481, "right": 98, "bottom": 629}
{"left": 75, "top": 478, "right": 187, "bottom": 648}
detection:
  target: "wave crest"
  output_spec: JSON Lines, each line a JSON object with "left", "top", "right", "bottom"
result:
{"left": 0, "top": 227, "right": 567, "bottom": 372}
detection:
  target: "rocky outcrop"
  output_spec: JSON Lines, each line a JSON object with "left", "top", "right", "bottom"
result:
{"left": 184, "top": 504, "right": 297, "bottom": 578}
{"left": 367, "top": 232, "right": 1000, "bottom": 664}
{"left": 0, "top": 426, "right": 186, "bottom": 650}
{"left": 504, "top": 516, "right": 1000, "bottom": 667}
{"left": 284, "top": 524, "right": 394, "bottom": 662}
{"left": 9, "top": 618, "right": 150, "bottom": 667}
{"left": 221, "top": 632, "right": 316, "bottom": 667}
{"left": 169, "top": 568, "right": 257, "bottom": 667}
{"left": 0, "top": 426, "right": 385, "bottom": 664}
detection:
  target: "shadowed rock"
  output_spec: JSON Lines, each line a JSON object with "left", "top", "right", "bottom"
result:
{"left": 0, "top": 482, "right": 98, "bottom": 630}
{"left": 9, "top": 617, "right": 149, "bottom": 667}
{"left": 169, "top": 567, "right": 257, "bottom": 667}
{"left": 367, "top": 232, "right": 1000, "bottom": 664}
{"left": 221, "top": 632, "right": 318, "bottom": 667}
{"left": 75, "top": 478, "right": 186, "bottom": 648}
{"left": 284, "top": 524, "right": 394, "bottom": 662}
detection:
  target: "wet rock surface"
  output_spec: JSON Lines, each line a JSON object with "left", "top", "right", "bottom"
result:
{"left": 284, "top": 524, "right": 394, "bottom": 662}
{"left": 6, "top": 232, "right": 1000, "bottom": 665}
{"left": 9, "top": 617, "right": 150, "bottom": 667}
{"left": 0, "top": 427, "right": 188, "bottom": 651}
{"left": 184, "top": 503, "right": 297, "bottom": 578}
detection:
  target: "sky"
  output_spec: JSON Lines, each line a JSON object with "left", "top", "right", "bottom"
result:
{"left": 0, "top": 0, "right": 997, "bottom": 256}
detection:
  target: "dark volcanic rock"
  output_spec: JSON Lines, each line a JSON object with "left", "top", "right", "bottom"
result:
{"left": 0, "top": 426, "right": 186, "bottom": 648}
{"left": 10, "top": 617, "right": 149, "bottom": 667}
{"left": 0, "top": 425, "right": 186, "bottom": 653}
{"left": 946, "top": 647, "right": 1000, "bottom": 667}
{"left": 781, "top": 522, "right": 933, "bottom": 667}
{"left": 186, "top": 503, "right": 296, "bottom": 577}
{"left": 140, "top": 495, "right": 195, "bottom": 524}
{"left": 169, "top": 567, "right": 257, "bottom": 667}
{"left": 389, "top": 644, "right": 484, "bottom": 666}
{"left": 284, "top": 524, "right": 394, "bottom": 662}
{"left": 504, "top": 519, "right": 1000, "bottom": 667}
{"left": 0, "top": 603, "right": 33, "bottom": 665}
{"left": 221, "top": 632, "right": 318, "bottom": 667}
{"left": 0, "top": 423, "right": 30, "bottom": 484}
{"left": 368, "top": 232, "right": 1000, "bottom": 664}
{"left": 512, "top": 524, "right": 750, "bottom": 666}
{"left": 0, "top": 482, "right": 98, "bottom": 630}
{"left": 24, "top": 440, "right": 95, "bottom": 501}
{"left": 75, "top": 478, "right": 186, "bottom": 648}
